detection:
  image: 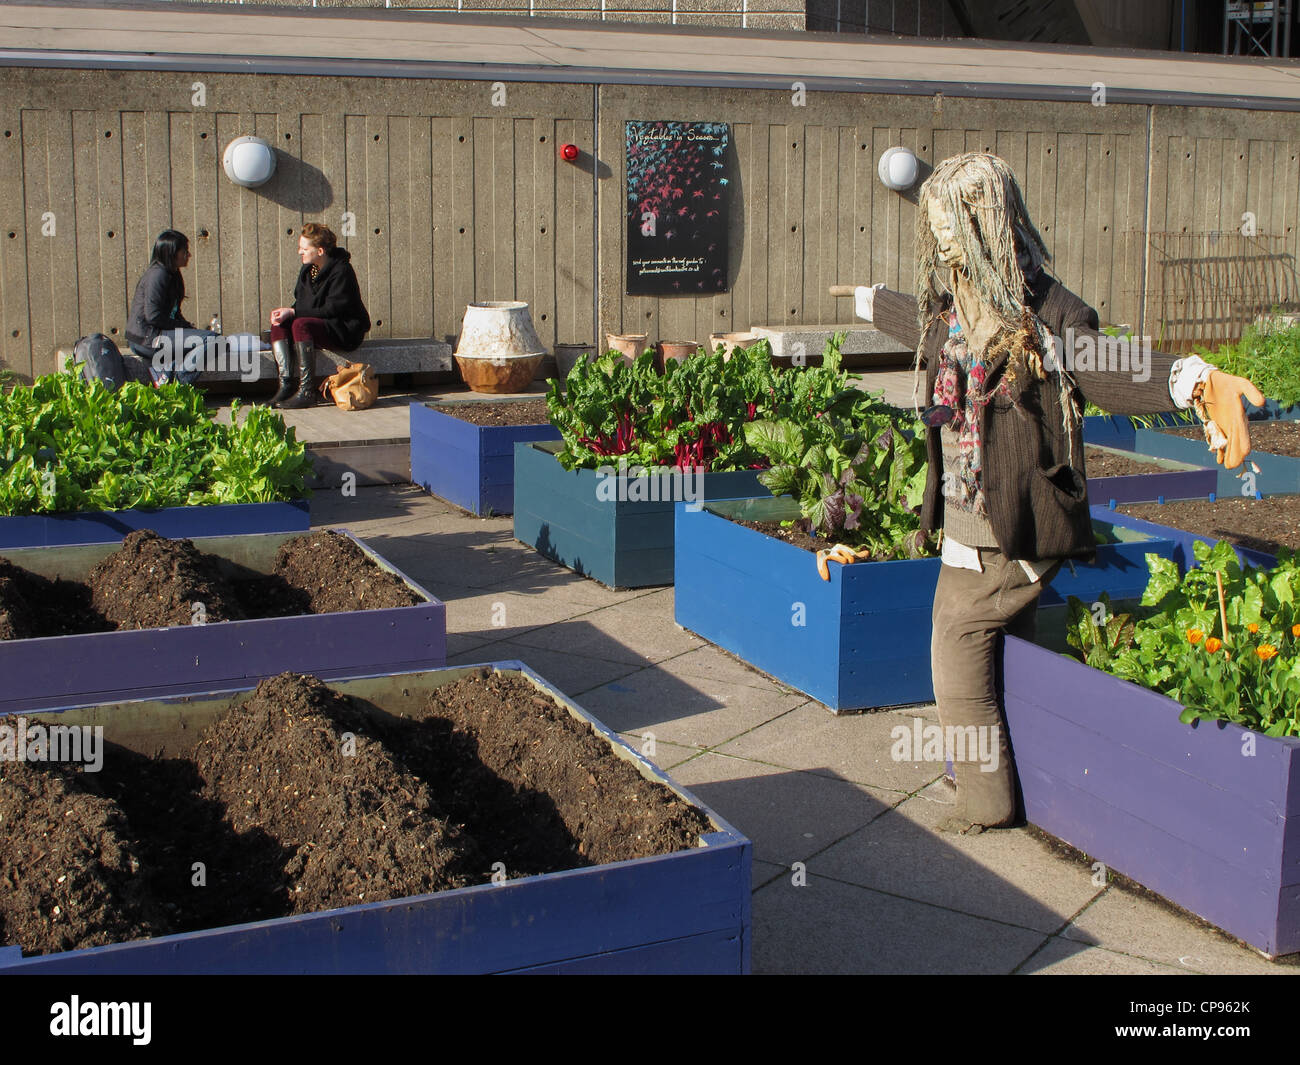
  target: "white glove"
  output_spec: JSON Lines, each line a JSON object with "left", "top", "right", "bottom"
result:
{"left": 854, "top": 283, "right": 885, "bottom": 322}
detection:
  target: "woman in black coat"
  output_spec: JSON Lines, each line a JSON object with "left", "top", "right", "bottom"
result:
{"left": 125, "top": 229, "right": 213, "bottom": 385}
{"left": 268, "top": 223, "right": 370, "bottom": 408}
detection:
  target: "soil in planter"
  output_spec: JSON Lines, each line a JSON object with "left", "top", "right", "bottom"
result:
{"left": 1084, "top": 446, "right": 1178, "bottom": 478}
{"left": 731, "top": 519, "right": 924, "bottom": 560}
{"left": 89, "top": 529, "right": 246, "bottom": 629}
{"left": 0, "top": 558, "right": 115, "bottom": 641}
{"left": 1119, "top": 496, "right": 1300, "bottom": 556}
{"left": 2, "top": 670, "right": 710, "bottom": 956}
{"left": 384, "top": 667, "right": 711, "bottom": 876}
{"left": 429, "top": 398, "right": 551, "bottom": 427}
{"left": 0, "top": 759, "right": 164, "bottom": 955}
{"left": 1161, "top": 419, "right": 1300, "bottom": 458}
{"left": 267, "top": 530, "right": 422, "bottom": 614}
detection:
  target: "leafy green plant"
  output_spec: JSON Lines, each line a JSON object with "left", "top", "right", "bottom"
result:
{"left": 1196, "top": 320, "right": 1300, "bottom": 410}
{"left": 1066, "top": 541, "right": 1300, "bottom": 736}
{"left": 0, "top": 374, "right": 312, "bottom": 515}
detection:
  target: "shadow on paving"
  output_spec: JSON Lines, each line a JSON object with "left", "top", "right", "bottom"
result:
{"left": 679, "top": 767, "right": 1091, "bottom": 975}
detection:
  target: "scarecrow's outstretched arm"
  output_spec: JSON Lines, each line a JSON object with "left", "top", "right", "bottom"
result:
{"left": 833, "top": 283, "right": 921, "bottom": 350}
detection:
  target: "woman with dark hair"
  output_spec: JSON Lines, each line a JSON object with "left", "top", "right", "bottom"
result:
{"left": 125, "top": 229, "right": 214, "bottom": 386}
{"left": 267, "top": 222, "right": 370, "bottom": 408}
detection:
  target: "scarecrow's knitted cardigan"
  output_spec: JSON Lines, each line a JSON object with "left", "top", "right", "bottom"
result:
{"left": 872, "top": 273, "right": 1180, "bottom": 562}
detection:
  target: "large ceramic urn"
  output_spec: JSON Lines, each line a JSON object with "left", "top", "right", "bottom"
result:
{"left": 455, "top": 301, "right": 547, "bottom": 393}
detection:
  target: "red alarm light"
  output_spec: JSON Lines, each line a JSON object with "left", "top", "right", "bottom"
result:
{"left": 560, "top": 143, "right": 580, "bottom": 162}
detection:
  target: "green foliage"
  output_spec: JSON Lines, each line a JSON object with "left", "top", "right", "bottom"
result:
{"left": 1066, "top": 541, "right": 1300, "bottom": 736}
{"left": 0, "top": 374, "right": 313, "bottom": 515}
{"left": 1197, "top": 321, "right": 1300, "bottom": 410}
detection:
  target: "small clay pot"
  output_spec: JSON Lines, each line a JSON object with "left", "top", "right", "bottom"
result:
{"left": 554, "top": 343, "right": 595, "bottom": 381}
{"left": 655, "top": 340, "right": 699, "bottom": 373}
{"left": 709, "top": 331, "right": 760, "bottom": 360}
{"left": 605, "top": 333, "right": 649, "bottom": 366}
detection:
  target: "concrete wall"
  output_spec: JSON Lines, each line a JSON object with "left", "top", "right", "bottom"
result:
{"left": 0, "top": 66, "right": 1297, "bottom": 379}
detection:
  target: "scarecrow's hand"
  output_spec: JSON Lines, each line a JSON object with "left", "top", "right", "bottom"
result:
{"left": 853, "top": 284, "right": 886, "bottom": 323}
{"left": 1197, "top": 370, "right": 1265, "bottom": 470}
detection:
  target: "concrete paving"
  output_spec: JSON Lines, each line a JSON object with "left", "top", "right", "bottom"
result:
{"left": 313, "top": 482, "right": 1300, "bottom": 975}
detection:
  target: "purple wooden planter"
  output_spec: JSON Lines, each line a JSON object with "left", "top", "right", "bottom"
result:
{"left": 1086, "top": 444, "right": 1216, "bottom": 505}
{"left": 0, "top": 662, "right": 750, "bottom": 974}
{"left": 0, "top": 500, "right": 310, "bottom": 550}
{"left": 1002, "top": 635, "right": 1300, "bottom": 958}
{"left": 0, "top": 529, "right": 445, "bottom": 713}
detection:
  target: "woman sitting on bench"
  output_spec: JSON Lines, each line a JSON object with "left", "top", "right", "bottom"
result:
{"left": 125, "top": 229, "right": 213, "bottom": 385}
{"left": 267, "top": 223, "right": 371, "bottom": 409}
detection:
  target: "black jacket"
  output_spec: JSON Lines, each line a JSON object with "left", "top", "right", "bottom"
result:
{"left": 125, "top": 262, "right": 193, "bottom": 347}
{"left": 872, "top": 274, "right": 1181, "bottom": 562}
{"left": 292, "top": 248, "right": 370, "bottom": 352}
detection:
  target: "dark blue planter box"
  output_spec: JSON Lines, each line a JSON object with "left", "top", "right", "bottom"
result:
{"left": 410, "top": 400, "right": 560, "bottom": 516}
{"left": 1128, "top": 427, "right": 1300, "bottom": 498}
{"left": 0, "top": 500, "right": 310, "bottom": 550}
{"left": 1091, "top": 503, "right": 1278, "bottom": 571}
{"left": 512, "top": 441, "right": 767, "bottom": 588}
{"left": 0, "top": 662, "right": 751, "bottom": 973}
{"left": 1081, "top": 412, "right": 1191, "bottom": 451}
{"left": 1003, "top": 635, "right": 1300, "bottom": 958}
{"left": 674, "top": 496, "right": 1179, "bottom": 713}
{"left": 0, "top": 530, "right": 445, "bottom": 713}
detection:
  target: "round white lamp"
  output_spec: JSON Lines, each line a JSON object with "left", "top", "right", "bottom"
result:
{"left": 223, "top": 136, "right": 277, "bottom": 188}
{"left": 877, "top": 146, "right": 919, "bottom": 192}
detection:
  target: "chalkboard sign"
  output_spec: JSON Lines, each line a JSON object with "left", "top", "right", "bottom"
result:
{"left": 625, "top": 121, "right": 730, "bottom": 296}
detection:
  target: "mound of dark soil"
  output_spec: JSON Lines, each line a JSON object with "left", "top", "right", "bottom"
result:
{"left": 88, "top": 529, "right": 246, "bottom": 629}
{"left": 271, "top": 531, "right": 422, "bottom": 614}
{"left": 0, "top": 758, "right": 163, "bottom": 955}
{"left": 191, "top": 673, "right": 482, "bottom": 913}
{"left": 0, "top": 559, "right": 110, "bottom": 641}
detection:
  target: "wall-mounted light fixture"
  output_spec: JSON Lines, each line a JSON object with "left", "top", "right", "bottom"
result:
{"left": 222, "top": 136, "right": 277, "bottom": 188}
{"left": 560, "top": 143, "right": 580, "bottom": 162}
{"left": 877, "top": 146, "right": 919, "bottom": 192}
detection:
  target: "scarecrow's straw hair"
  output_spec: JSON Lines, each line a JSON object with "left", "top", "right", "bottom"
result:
{"left": 914, "top": 152, "right": 1050, "bottom": 334}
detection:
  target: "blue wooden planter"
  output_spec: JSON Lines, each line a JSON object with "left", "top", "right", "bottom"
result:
{"left": 512, "top": 441, "right": 767, "bottom": 588}
{"left": 674, "top": 496, "right": 1179, "bottom": 713}
{"left": 1127, "top": 427, "right": 1300, "bottom": 498}
{"left": 1087, "top": 444, "right": 1216, "bottom": 505}
{"left": 1002, "top": 635, "right": 1300, "bottom": 958}
{"left": 0, "top": 500, "right": 310, "bottom": 550}
{"left": 1090, "top": 503, "right": 1277, "bottom": 571}
{"left": 0, "top": 662, "right": 751, "bottom": 974}
{"left": 0, "top": 529, "right": 445, "bottom": 714}
{"left": 410, "top": 400, "right": 560, "bottom": 516}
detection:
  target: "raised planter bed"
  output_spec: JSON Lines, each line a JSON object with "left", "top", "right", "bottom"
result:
{"left": 512, "top": 441, "right": 767, "bottom": 588}
{"left": 1002, "top": 634, "right": 1300, "bottom": 958}
{"left": 410, "top": 399, "right": 560, "bottom": 517}
{"left": 0, "top": 530, "right": 445, "bottom": 713}
{"left": 1086, "top": 445, "right": 1216, "bottom": 505}
{"left": 1092, "top": 503, "right": 1278, "bottom": 571}
{"left": 0, "top": 662, "right": 751, "bottom": 974}
{"left": 674, "top": 496, "right": 1179, "bottom": 713}
{"left": 0, "top": 500, "right": 310, "bottom": 550}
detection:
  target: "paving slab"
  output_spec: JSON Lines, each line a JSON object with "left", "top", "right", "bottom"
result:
{"left": 659, "top": 645, "right": 788, "bottom": 693}
{"left": 441, "top": 587, "right": 607, "bottom": 644}
{"left": 752, "top": 859, "right": 790, "bottom": 891}
{"left": 574, "top": 670, "right": 809, "bottom": 748}
{"left": 447, "top": 639, "right": 642, "bottom": 698}
{"left": 1018, "top": 936, "right": 1193, "bottom": 976}
{"left": 665, "top": 753, "right": 904, "bottom": 865}
{"left": 752, "top": 872, "right": 1051, "bottom": 975}
{"left": 1058, "top": 885, "right": 1298, "bottom": 975}
{"left": 617, "top": 732, "right": 701, "bottom": 772}
{"left": 713, "top": 700, "right": 945, "bottom": 792}
{"left": 813, "top": 780, "right": 1104, "bottom": 935}
{"left": 510, "top": 601, "right": 706, "bottom": 664}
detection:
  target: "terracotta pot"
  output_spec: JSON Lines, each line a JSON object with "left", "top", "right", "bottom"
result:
{"left": 709, "top": 332, "right": 760, "bottom": 360}
{"left": 455, "top": 353, "right": 545, "bottom": 394}
{"left": 655, "top": 340, "right": 699, "bottom": 373}
{"left": 605, "top": 333, "right": 649, "bottom": 366}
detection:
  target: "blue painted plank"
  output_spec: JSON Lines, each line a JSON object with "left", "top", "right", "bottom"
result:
{"left": 1088, "top": 468, "right": 1218, "bottom": 505}
{"left": 1091, "top": 504, "right": 1278, "bottom": 571}
{"left": 0, "top": 501, "right": 310, "bottom": 550}
{"left": 1132, "top": 426, "right": 1300, "bottom": 498}
{"left": 507, "top": 928, "right": 747, "bottom": 974}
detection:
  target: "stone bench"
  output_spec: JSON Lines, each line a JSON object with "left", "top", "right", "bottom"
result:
{"left": 59, "top": 336, "right": 453, "bottom": 386}
{"left": 748, "top": 324, "right": 914, "bottom": 364}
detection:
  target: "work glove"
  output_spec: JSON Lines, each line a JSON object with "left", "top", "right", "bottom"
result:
{"left": 854, "top": 283, "right": 885, "bottom": 322}
{"left": 1196, "top": 370, "right": 1266, "bottom": 470}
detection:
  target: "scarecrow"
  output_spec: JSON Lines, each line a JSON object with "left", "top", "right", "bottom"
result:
{"left": 855, "top": 152, "right": 1264, "bottom": 833}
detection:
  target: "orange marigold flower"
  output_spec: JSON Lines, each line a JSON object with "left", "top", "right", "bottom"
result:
{"left": 1187, "top": 628, "right": 1204, "bottom": 644}
{"left": 1292, "top": 624, "right": 1300, "bottom": 638}
{"left": 1247, "top": 623, "right": 1260, "bottom": 634}
{"left": 1256, "top": 644, "right": 1279, "bottom": 661}
{"left": 1205, "top": 637, "right": 1223, "bottom": 653}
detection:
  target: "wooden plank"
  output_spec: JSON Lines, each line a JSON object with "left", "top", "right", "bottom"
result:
{"left": 0, "top": 108, "right": 32, "bottom": 379}
{"left": 387, "top": 114, "right": 413, "bottom": 338}
{"left": 364, "top": 114, "right": 391, "bottom": 339}
{"left": 72, "top": 110, "right": 102, "bottom": 341}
